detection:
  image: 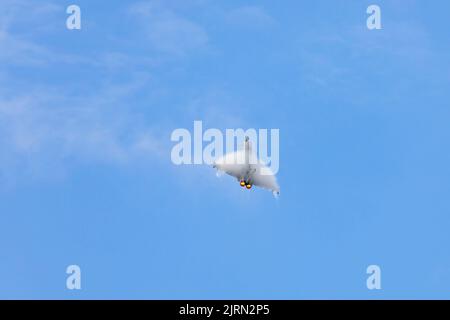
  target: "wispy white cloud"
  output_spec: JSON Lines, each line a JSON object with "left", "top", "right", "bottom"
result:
{"left": 0, "top": 78, "right": 168, "bottom": 185}
{"left": 129, "top": 0, "right": 209, "bottom": 56}
{"left": 0, "top": 0, "right": 97, "bottom": 69}
{"left": 294, "top": 18, "right": 444, "bottom": 90}
{"left": 0, "top": 1, "right": 172, "bottom": 184}
{"left": 0, "top": 0, "right": 62, "bottom": 63}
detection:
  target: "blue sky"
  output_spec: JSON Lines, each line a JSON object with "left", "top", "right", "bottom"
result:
{"left": 1, "top": 0, "right": 450, "bottom": 299}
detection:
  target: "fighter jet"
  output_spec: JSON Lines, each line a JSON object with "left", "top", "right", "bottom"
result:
{"left": 213, "top": 136, "right": 280, "bottom": 197}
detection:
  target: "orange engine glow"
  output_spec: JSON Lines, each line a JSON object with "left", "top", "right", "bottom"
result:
{"left": 240, "top": 181, "right": 246, "bottom": 187}
{"left": 246, "top": 184, "right": 252, "bottom": 189}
